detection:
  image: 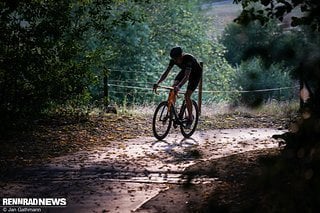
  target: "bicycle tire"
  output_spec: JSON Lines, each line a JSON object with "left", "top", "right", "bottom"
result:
{"left": 180, "top": 100, "right": 199, "bottom": 138}
{"left": 152, "top": 101, "right": 172, "bottom": 140}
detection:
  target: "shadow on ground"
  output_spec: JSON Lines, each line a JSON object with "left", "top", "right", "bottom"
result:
{"left": 136, "top": 148, "right": 281, "bottom": 213}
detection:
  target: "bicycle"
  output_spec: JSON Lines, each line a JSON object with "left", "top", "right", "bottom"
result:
{"left": 152, "top": 85, "right": 199, "bottom": 140}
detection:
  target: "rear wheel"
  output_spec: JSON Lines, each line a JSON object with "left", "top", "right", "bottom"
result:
{"left": 179, "top": 100, "right": 199, "bottom": 138}
{"left": 152, "top": 101, "right": 172, "bottom": 140}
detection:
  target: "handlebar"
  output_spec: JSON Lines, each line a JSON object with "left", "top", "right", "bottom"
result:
{"left": 153, "top": 84, "right": 185, "bottom": 94}
{"left": 156, "top": 85, "right": 174, "bottom": 90}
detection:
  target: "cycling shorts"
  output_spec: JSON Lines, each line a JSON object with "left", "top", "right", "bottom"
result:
{"left": 174, "top": 70, "right": 202, "bottom": 92}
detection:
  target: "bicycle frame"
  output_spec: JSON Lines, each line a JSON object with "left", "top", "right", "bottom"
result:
{"left": 166, "top": 89, "right": 186, "bottom": 127}
{"left": 152, "top": 84, "right": 199, "bottom": 140}
{"left": 167, "top": 89, "right": 176, "bottom": 112}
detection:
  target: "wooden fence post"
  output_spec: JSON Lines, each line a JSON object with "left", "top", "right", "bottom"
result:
{"left": 198, "top": 62, "right": 203, "bottom": 115}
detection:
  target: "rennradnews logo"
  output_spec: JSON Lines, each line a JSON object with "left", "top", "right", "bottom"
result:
{"left": 1, "top": 198, "right": 67, "bottom": 207}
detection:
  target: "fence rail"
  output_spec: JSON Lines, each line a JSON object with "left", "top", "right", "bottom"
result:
{"left": 105, "top": 67, "right": 299, "bottom": 111}
{"left": 108, "top": 83, "right": 299, "bottom": 94}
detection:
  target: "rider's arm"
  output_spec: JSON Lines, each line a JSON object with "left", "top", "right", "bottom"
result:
{"left": 156, "top": 60, "right": 174, "bottom": 85}
{"left": 157, "top": 67, "right": 171, "bottom": 84}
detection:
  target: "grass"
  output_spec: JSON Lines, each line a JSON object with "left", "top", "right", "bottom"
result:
{"left": 118, "top": 99, "right": 299, "bottom": 120}
{"left": 253, "top": 100, "right": 299, "bottom": 117}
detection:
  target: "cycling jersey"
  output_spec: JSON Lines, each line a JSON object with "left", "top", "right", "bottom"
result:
{"left": 169, "top": 54, "right": 202, "bottom": 91}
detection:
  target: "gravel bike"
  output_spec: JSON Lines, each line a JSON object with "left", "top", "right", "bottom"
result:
{"left": 152, "top": 85, "right": 199, "bottom": 140}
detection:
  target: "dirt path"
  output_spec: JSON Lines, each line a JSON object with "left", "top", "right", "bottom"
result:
{"left": 0, "top": 128, "right": 285, "bottom": 213}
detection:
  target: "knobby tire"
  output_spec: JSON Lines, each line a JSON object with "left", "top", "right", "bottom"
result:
{"left": 152, "top": 101, "right": 172, "bottom": 140}
{"left": 180, "top": 100, "right": 199, "bottom": 138}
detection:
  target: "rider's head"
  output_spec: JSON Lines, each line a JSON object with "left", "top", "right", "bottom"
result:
{"left": 170, "top": 46, "right": 183, "bottom": 60}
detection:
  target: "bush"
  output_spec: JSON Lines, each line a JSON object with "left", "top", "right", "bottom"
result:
{"left": 220, "top": 21, "right": 282, "bottom": 66}
{"left": 233, "top": 57, "right": 295, "bottom": 107}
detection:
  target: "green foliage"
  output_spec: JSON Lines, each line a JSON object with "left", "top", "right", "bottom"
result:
{"left": 105, "top": 0, "right": 236, "bottom": 104}
{"left": 0, "top": 0, "right": 237, "bottom": 134}
{"left": 234, "top": 0, "right": 320, "bottom": 31}
{"left": 203, "top": 52, "right": 238, "bottom": 102}
{"left": 0, "top": 0, "right": 144, "bottom": 104}
{"left": 222, "top": 7, "right": 320, "bottom": 69}
{"left": 0, "top": 1, "right": 90, "bottom": 117}
{"left": 220, "top": 20, "right": 301, "bottom": 106}
{"left": 220, "top": 20, "right": 283, "bottom": 66}
{"left": 0, "top": 0, "right": 140, "bottom": 134}
{"left": 230, "top": 1, "right": 320, "bottom": 210}
{"left": 221, "top": 16, "right": 320, "bottom": 107}
{"left": 234, "top": 57, "right": 295, "bottom": 107}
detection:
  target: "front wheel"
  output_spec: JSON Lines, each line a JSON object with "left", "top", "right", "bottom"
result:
{"left": 179, "top": 100, "right": 199, "bottom": 138}
{"left": 152, "top": 101, "right": 172, "bottom": 140}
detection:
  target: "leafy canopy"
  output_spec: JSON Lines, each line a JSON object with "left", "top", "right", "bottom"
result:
{"left": 233, "top": 0, "right": 320, "bottom": 31}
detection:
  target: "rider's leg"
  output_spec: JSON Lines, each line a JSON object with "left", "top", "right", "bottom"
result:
{"left": 185, "top": 89, "right": 194, "bottom": 121}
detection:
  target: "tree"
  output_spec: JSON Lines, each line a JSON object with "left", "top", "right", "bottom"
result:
{"left": 104, "top": 0, "right": 236, "bottom": 104}
{"left": 232, "top": 1, "right": 320, "bottom": 211}
{"left": 233, "top": 0, "right": 320, "bottom": 31}
{"left": 233, "top": 0, "right": 320, "bottom": 112}
{"left": 0, "top": 0, "right": 140, "bottom": 135}
{"left": 0, "top": 0, "right": 87, "bottom": 118}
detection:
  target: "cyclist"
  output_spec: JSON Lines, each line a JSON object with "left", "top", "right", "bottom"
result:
{"left": 153, "top": 46, "right": 202, "bottom": 128}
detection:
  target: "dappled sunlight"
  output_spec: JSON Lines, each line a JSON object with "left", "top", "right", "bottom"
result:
{"left": 1, "top": 126, "right": 286, "bottom": 212}
{"left": 27, "top": 128, "right": 286, "bottom": 175}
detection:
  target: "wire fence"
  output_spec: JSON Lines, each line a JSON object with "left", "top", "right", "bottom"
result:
{"left": 108, "top": 83, "right": 299, "bottom": 94}
{"left": 105, "top": 67, "right": 300, "bottom": 107}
